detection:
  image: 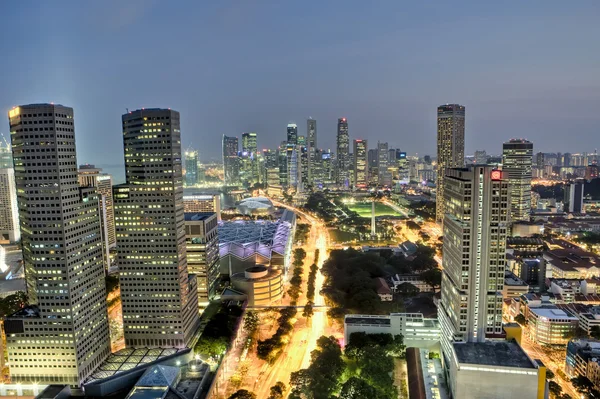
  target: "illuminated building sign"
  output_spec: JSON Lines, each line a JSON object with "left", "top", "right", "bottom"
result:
{"left": 491, "top": 170, "right": 502, "bottom": 180}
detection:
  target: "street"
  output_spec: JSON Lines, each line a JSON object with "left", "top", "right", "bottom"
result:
{"left": 214, "top": 199, "right": 334, "bottom": 398}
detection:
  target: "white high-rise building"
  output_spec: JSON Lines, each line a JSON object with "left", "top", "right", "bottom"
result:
{"left": 114, "top": 108, "right": 199, "bottom": 349}
{"left": 438, "top": 166, "right": 509, "bottom": 355}
{"left": 5, "top": 104, "right": 111, "bottom": 385}
{"left": 502, "top": 139, "right": 533, "bottom": 223}
{"left": 436, "top": 104, "right": 465, "bottom": 223}
{"left": 0, "top": 167, "right": 19, "bottom": 243}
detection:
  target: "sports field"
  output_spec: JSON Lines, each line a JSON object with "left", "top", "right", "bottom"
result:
{"left": 346, "top": 202, "right": 402, "bottom": 217}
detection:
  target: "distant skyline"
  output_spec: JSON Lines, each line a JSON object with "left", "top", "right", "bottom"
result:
{"left": 1, "top": 1, "right": 599, "bottom": 170}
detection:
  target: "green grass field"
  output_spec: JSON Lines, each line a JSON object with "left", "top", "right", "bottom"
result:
{"left": 347, "top": 202, "right": 402, "bottom": 217}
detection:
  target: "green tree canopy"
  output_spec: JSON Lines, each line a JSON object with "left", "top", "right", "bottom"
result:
{"left": 228, "top": 389, "right": 257, "bottom": 399}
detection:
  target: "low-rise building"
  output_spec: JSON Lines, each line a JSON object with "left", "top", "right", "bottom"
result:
{"left": 390, "top": 274, "right": 432, "bottom": 292}
{"left": 374, "top": 277, "right": 393, "bottom": 301}
{"left": 231, "top": 265, "right": 283, "bottom": 306}
{"left": 344, "top": 313, "right": 440, "bottom": 350}
{"left": 447, "top": 340, "right": 547, "bottom": 399}
{"left": 566, "top": 339, "right": 600, "bottom": 379}
{"left": 544, "top": 248, "right": 600, "bottom": 279}
{"left": 503, "top": 271, "right": 529, "bottom": 298}
{"left": 527, "top": 306, "right": 579, "bottom": 345}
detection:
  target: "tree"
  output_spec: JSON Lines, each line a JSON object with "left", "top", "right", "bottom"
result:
{"left": 195, "top": 336, "right": 227, "bottom": 358}
{"left": 514, "top": 314, "right": 527, "bottom": 326}
{"left": 243, "top": 311, "right": 259, "bottom": 334}
{"left": 546, "top": 369, "right": 555, "bottom": 380}
{"left": 228, "top": 389, "right": 257, "bottom": 399}
{"left": 572, "top": 376, "right": 595, "bottom": 396}
{"left": 303, "top": 302, "right": 314, "bottom": 319}
{"left": 339, "top": 377, "right": 378, "bottom": 399}
{"left": 267, "top": 381, "right": 286, "bottom": 399}
{"left": 419, "top": 268, "right": 442, "bottom": 292}
{"left": 591, "top": 326, "right": 600, "bottom": 340}
{"left": 549, "top": 380, "right": 562, "bottom": 396}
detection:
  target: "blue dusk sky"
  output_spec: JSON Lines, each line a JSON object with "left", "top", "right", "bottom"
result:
{"left": 0, "top": 0, "right": 598, "bottom": 179}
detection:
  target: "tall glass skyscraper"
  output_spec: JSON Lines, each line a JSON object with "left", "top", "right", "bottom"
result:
{"left": 436, "top": 104, "right": 465, "bottom": 223}
{"left": 336, "top": 117, "right": 350, "bottom": 187}
{"left": 307, "top": 118, "right": 317, "bottom": 180}
{"left": 114, "top": 108, "right": 199, "bottom": 349}
{"left": 502, "top": 139, "right": 533, "bottom": 223}
{"left": 222, "top": 135, "right": 239, "bottom": 185}
{"left": 184, "top": 148, "right": 199, "bottom": 187}
{"left": 5, "top": 104, "right": 111, "bottom": 385}
{"left": 287, "top": 123, "right": 298, "bottom": 145}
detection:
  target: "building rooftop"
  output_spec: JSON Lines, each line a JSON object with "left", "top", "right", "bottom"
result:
{"left": 529, "top": 306, "right": 579, "bottom": 320}
{"left": 85, "top": 347, "right": 186, "bottom": 384}
{"left": 184, "top": 212, "right": 216, "bottom": 222}
{"left": 218, "top": 217, "right": 293, "bottom": 260}
{"left": 453, "top": 341, "right": 535, "bottom": 369}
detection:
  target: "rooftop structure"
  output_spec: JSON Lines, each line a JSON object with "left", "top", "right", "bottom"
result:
{"left": 544, "top": 248, "right": 600, "bottom": 279}
{"left": 236, "top": 196, "right": 275, "bottom": 216}
{"left": 218, "top": 211, "right": 295, "bottom": 275}
{"left": 452, "top": 340, "right": 535, "bottom": 369}
{"left": 344, "top": 313, "right": 440, "bottom": 350}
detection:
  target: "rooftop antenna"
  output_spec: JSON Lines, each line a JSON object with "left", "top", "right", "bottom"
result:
{"left": 126, "top": 108, "right": 129, "bottom": 113}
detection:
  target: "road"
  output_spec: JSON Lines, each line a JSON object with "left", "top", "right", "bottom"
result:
{"left": 249, "top": 199, "right": 330, "bottom": 398}
{"left": 382, "top": 199, "right": 410, "bottom": 218}
{"left": 520, "top": 333, "right": 580, "bottom": 398}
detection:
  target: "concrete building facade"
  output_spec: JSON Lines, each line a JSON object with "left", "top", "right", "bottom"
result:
{"left": 5, "top": 104, "right": 111, "bottom": 385}
{"left": 502, "top": 139, "right": 533, "bottom": 223}
{"left": 114, "top": 108, "right": 199, "bottom": 349}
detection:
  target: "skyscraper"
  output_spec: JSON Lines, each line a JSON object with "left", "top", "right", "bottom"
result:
{"left": 114, "top": 108, "right": 199, "bottom": 348}
{"left": 307, "top": 118, "right": 317, "bottom": 180}
{"left": 353, "top": 139, "right": 368, "bottom": 188}
{"left": 240, "top": 133, "right": 259, "bottom": 186}
{"left": 436, "top": 104, "right": 466, "bottom": 223}
{"left": 5, "top": 104, "right": 110, "bottom": 385}
{"left": 287, "top": 123, "right": 298, "bottom": 145}
{"left": 0, "top": 139, "right": 19, "bottom": 243}
{"left": 377, "top": 142, "right": 389, "bottom": 182}
{"left": 438, "top": 166, "right": 508, "bottom": 355}
{"left": 336, "top": 117, "right": 350, "bottom": 187}
{"left": 78, "top": 165, "right": 116, "bottom": 273}
{"left": 184, "top": 212, "right": 220, "bottom": 307}
{"left": 368, "top": 148, "right": 379, "bottom": 183}
{"left": 222, "top": 135, "right": 239, "bottom": 185}
{"left": 0, "top": 166, "right": 19, "bottom": 243}
{"left": 184, "top": 148, "right": 199, "bottom": 187}
{"left": 502, "top": 139, "right": 533, "bottom": 223}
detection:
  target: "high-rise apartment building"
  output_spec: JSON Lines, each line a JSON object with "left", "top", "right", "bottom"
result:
{"left": 307, "top": 118, "right": 317, "bottom": 180}
{"left": 184, "top": 213, "right": 220, "bottom": 307}
{"left": 438, "top": 166, "right": 509, "bottom": 356}
{"left": 78, "top": 165, "right": 116, "bottom": 272}
{"left": 5, "top": 104, "right": 110, "bottom": 385}
{"left": 114, "top": 108, "right": 199, "bottom": 349}
{"left": 184, "top": 149, "right": 199, "bottom": 187}
{"left": 222, "top": 135, "right": 239, "bottom": 185}
{"left": 353, "top": 139, "right": 368, "bottom": 188}
{"left": 336, "top": 117, "right": 350, "bottom": 187}
{"left": 502, "top": 139, "right": 533, "bottom": 223}
{"left": 287, "top": 123, "right": 298, "bottom": 145}
{"left": 436, "top": 104, "right": 466, "bottom": 223}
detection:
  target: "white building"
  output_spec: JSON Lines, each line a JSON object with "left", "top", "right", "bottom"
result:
{"left": 344, "top": 313, "right": 440, "bottom": 350}
{"left": 0, "top": 167, "right": 19, "bottom": 243}
{"left": 527, "top": 307, "right": 579, "bottom": 345}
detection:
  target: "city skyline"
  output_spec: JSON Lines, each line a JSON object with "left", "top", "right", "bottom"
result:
{"left": 0, "top": 2, "right": 598, "bottom": 170}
